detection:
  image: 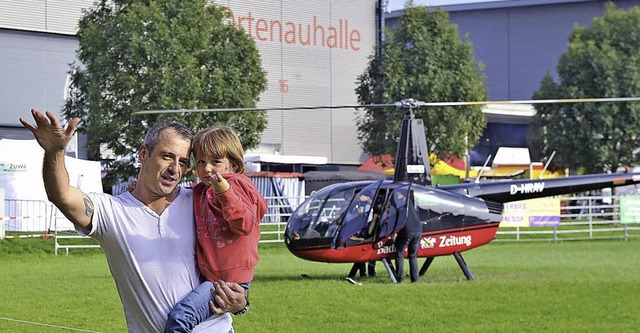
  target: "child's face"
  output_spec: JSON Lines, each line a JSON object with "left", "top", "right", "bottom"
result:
{"left": 196, "top": 154, "right": 233, "bottom": 185}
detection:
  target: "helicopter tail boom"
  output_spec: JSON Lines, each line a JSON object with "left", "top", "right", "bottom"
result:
{"left": 441, "top": 172, "right": 640, "bottom": 203}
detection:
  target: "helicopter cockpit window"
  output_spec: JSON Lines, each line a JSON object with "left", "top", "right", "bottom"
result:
{"left": 374, "top": 184, "right": 411, "bottom": 247}
{"left": 332, "top": 181, "right": 386, "bottom": 249}
{"left": 286, "top": 187, "right": 357, "bottom": 240}
{"left": 316, "top": 188, "right": 356, "bottom": 238}
{"left": 287, "top": 192, "right": 327, "bottom": 239}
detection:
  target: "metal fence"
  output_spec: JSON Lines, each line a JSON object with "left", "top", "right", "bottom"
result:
{"left": 1, "top": 199, "right": 51, "bottom": 237}
{"left": 495, "top": 195, "right": 640, "bottom": 242}
{"left": 52, "top": 207, "right": 101, "bottom": 255}
{"left": 259, "top": 195, "right": 301, "bottom": 242}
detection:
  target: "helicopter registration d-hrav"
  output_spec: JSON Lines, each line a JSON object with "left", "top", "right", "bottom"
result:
{"left": 137, "top": 96, "right": 640, "bottom": 283}
{"left": 281, "top": 98, "right": 640, "bottom": 283}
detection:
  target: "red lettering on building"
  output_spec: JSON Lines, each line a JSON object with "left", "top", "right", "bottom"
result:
{"left": 255, "top": 18, "right": 268, "bottom": 41}
{"left": 226, "top": 8, "right": 362, "bottom": 52}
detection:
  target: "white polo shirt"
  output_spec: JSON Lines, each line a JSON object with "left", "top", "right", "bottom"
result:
{"left": 82, "top": 187, "right": 232, "bottom": 332}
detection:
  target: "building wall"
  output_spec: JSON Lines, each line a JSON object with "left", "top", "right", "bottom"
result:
{"left": 0, "top": 30, "right": 78, "bottom": 127}
{"left": 0, "top": 0, "right": 87, "bottom": 35}
{"left": 0, "top": 0, "right": 378, "bottom": 165}
{"left": 219, "top": 1, "right": 377, "bottom": 164}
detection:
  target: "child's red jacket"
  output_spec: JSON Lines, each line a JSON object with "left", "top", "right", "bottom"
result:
{"left": 193, "top": 173, "right": 268, "bottom": 283}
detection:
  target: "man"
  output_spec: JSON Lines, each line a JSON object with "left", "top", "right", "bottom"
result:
{"left": 19, "top": 109, "right": 248, "bottom": 332}
{"left": 395, "top": 192, "right": 422, "bottom": 283}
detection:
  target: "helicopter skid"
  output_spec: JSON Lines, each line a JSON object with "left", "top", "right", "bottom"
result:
{"left": 410, "top": 252, "right": 474, "bottom": 282}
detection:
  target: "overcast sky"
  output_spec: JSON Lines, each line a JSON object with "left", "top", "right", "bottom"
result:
{"left": 389, "top": 0, "right": 508, "bottom": 11}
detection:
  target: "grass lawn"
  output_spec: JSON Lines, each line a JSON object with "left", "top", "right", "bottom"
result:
{"left": 1, "top": 238, "right": 639, "bottom": 332}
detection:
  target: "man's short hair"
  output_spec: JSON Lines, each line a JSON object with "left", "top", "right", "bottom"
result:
{"left": 143, "top": 120, "right": 193, "bottom": 153}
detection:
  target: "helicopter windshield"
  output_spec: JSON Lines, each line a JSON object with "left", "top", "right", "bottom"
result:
{"left": 286, "top": 187, "right": 357, "bottom": 239}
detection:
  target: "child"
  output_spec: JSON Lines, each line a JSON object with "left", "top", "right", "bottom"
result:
{"left": 165, "top": 126, "right": 268, "bottom": 333}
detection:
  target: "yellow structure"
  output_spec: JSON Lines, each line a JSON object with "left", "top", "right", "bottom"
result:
{"left": 429, "top": 153, "right": 478, "bottom": 178}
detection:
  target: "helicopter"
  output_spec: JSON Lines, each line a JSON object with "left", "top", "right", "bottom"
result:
{"left": 280, "top": 98, "right": 640, "bottom": 283}
{"left": 137, "top": 97, "right": 640, "bottom": 283}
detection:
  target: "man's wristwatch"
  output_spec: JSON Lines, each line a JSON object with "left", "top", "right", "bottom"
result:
{"left": 231, "top": 295, "right": 251, "bottom": 316}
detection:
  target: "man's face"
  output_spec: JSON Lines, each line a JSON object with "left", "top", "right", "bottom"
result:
{"left": 138, "top": 129, "right": 191, "bottom": 198}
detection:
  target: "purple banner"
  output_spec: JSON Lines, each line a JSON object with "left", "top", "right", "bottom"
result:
{"left": 529, "top": 215, "right": 560, "bottom": 227}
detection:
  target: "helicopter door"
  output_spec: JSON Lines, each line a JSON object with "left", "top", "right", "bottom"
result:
{"left": 372, "top": 184, "right": 411, "bottom": 249}
{"left": 331, "top": 180, "right": 385, "bottom": 249}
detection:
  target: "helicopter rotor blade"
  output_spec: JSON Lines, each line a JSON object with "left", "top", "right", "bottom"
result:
{"left": 419, "top": 97, "right": 640, "bottom": 107}
{"left": 133, "top": 97, "right": 640, "bottom": 115}
{"left": 134, "top": 103, "right": 397, "bottom": 115}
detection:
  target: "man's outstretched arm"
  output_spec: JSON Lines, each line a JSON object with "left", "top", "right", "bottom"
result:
{"left": 19, "top": 109, "right": 94, "bottom": 233}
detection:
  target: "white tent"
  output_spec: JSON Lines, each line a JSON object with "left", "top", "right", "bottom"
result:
{"left": 492, "top": 147, "right": 531, "bottom": 167}
{"left": 0, "top": 139, "right": 103, "bottom": 231}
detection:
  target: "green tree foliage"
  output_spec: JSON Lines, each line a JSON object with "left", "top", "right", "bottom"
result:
{"left": 531, "top": 3, "right": 640, "bottom": 173}
{"left": 355, "top": 4, "right": 487, "bottom": 159}
{"left": 64, "top": 0, "right": 267, "bottom": 183}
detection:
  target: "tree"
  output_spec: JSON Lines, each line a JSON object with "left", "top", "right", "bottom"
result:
{"left": 531, "top": 3, "right": 640, "bottom": 173}
{"left": 64, "top": 0, "right": 267, "bottom": 184}
{"left": 355, "top": 4, "right": 487, "bottom": 160}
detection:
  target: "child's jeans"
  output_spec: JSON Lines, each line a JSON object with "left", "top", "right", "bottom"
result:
{"left": 164, "top": 281, "right": 250, "bottom": 333}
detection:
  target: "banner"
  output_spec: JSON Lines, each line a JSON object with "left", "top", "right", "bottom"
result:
{"left": 0, "top": 139, "right": 103, "bottom": 231}
{"left": 619, "top": 196, "right": 640, "bottom": 224}
{"left": 501, "top": 197, "right": 560, "bottom": 227}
